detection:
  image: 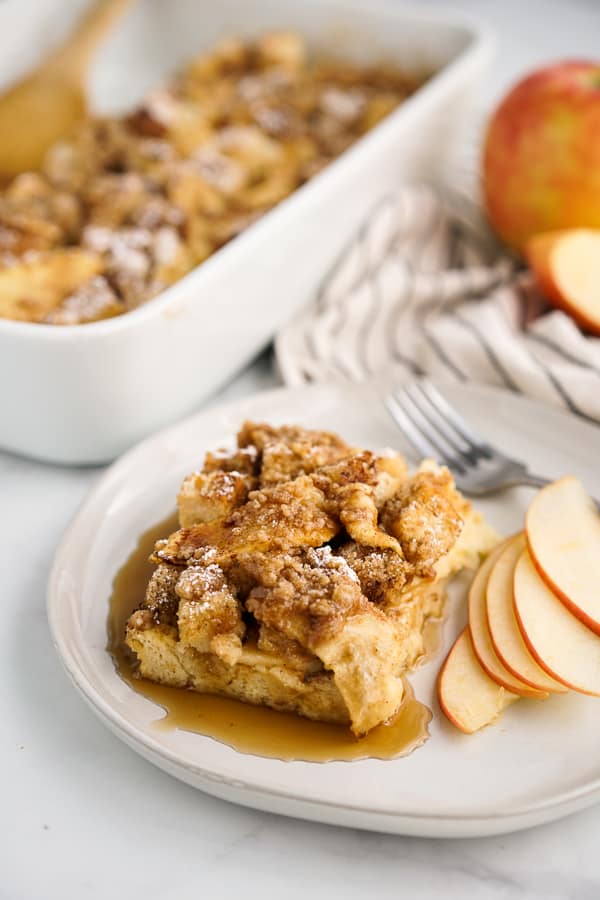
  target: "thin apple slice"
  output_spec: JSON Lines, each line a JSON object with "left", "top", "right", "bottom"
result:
{"left": 486, "top": 534, "right": 567, "bottom": 694}
{"left": 468, "top": 542, "right": 548, "bottom": 698}
{"left": 514, "top": 550, "right": 600, "bottom": 696}
{"left": 526, "top": 476, "right": 600, "bottom": 634}
{"left": 526, "top": 229, "right": 600, "bottom": 335}
{"left": 438, "top": 629, "right": 518, "bottom": 733}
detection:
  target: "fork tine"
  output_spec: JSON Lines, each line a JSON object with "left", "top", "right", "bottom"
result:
{"left": 416, "top": 378, "right": 493, "bottom": 457}
{"left": 392, "top": 388, "right": 468, "bottom": 472}
{"left": 404, "top": 381, "right": 487, "bottom": 465}
{"left": 386, "top": 391, "right": 465, "bottom": 473}
{"left": 384, "top": 395, "right": 442, "bottom": 462}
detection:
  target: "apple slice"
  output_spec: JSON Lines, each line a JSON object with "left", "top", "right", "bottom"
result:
{"left": 526, "top": 476, "right": 600, "bottom": 634}
{"left": 438, "top": 629, "right": 518, "bottom": 733}
{"left": 526, "top": 229, "right": 600, "bottom": 335}
{"left": 468, "top": 541, "right": 548, "bottom": 698}
{"left": 486, "top": 534, "right": 567, "bottom": 694}
{"left": 514, "top": 550, "right": 600, "bottom": 696}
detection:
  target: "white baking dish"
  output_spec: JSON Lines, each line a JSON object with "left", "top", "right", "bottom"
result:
{"left": 0, "top": 0, "right": 491, "bottom": 464}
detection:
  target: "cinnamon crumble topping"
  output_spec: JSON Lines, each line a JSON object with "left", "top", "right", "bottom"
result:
{"left": 125, "top": 421, "right": 498, "bottom": 735}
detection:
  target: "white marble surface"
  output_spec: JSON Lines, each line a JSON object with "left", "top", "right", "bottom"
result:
{"left": 3, "top": 1, "right": 600, "bottom": 897}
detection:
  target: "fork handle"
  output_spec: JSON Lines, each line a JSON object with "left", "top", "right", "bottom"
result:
{"left": 519, "top": 472, "right": 600, "bottom": 510}
{"left": 518, "top": 473, "right": 551, "bottom": 491}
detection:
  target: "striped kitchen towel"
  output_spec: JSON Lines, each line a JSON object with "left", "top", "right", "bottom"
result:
{"left": 275, "top": 183, "right": 600, "bottom": 423}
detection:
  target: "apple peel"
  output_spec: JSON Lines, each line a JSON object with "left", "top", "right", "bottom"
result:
{"left": 468, "top": 541, "right": 548, "bottom": 699}
{"left": 526, "top": 476, "right": 600, "bottom": 634}
{"left": 526, "top": 229, "right": 600, "bottom": 335}
{"left": 514, "top": 550, "right": 600, "bottom": 696}
{"left": 486, "top": 534, "right": 567, "bottom": 694}
{"left": 438, "top": 629, "right": 519, "bottom": 734}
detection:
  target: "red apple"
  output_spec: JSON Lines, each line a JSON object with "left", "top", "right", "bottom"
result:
{"left": 483, "top": 60, "right": 600, "bottom": 252}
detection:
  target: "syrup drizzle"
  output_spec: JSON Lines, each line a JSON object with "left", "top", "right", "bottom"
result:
{"left": 107, "top": 513, "right": 433, "bottom": 762}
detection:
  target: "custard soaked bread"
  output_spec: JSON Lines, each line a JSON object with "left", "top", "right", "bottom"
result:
{"left": 125, "top": 423, "right": 497, "bottom": 735}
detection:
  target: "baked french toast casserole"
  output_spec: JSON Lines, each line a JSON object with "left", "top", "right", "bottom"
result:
{"left": 123, "top": 422, "right": 497, "bottom": 736}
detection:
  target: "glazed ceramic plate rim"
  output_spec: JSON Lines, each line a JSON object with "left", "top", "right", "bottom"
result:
{"left": 48, "top": 378, "right": 600, "bottom": 837}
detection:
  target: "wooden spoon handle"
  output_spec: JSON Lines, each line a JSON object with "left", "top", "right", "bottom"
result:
{"left": 57, "top": 0, "right": 134, "bottom": 71}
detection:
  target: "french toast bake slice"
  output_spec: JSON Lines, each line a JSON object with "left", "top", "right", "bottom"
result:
{"left": 125, "top": 422, "right": 497, "bottom": 735}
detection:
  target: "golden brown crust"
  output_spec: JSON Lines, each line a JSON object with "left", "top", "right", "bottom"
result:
{"left": 337, "top": 482, "right": 403, "bottom": 554}
{"left": 157, "top": 474, "right": 339, "bottom": 565}
{"left": 177, "top": 469, "right": 251, "bottom": 527}
{"left": 338, "top": 542, "right": 409, "bottom": 605}
{"left": 380, "top": 467, "right": 466, "bottom": 577}
{"left": 238, "top": 420, "right": 353, "bottom": 486}
{"left": 175, "top": 563, "right": 245, "bottom": 664}
{"left": 244, "top": 547, "right": 369, "bottom": 648}
{"left": 132, "top": 563, "right": 181, "bottom": 629}
{"left": 203, "top": 445, "right": 260, "bottom": 479}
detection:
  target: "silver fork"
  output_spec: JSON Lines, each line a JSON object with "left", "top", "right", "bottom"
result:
{"left": 384, "top": 378, "right": 550, "bottom": 497}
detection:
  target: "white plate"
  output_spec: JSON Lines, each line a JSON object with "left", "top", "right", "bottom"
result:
{"left": 48, "top": 379, "right": 600, "bottom": 838}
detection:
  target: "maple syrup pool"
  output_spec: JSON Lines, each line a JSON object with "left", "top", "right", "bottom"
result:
{"left": 107, "top": 512, "right": 433, "bottom": 762}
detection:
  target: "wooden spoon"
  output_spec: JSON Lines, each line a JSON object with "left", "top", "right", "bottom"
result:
{"left": 0, "top": 0, "right": 133, "bottom": 181}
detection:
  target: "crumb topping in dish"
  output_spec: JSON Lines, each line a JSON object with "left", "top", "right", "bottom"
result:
{"left": 0, "top": 32, "right": 422, "bottom": 325}
{"left": 125, "top": 421, "right": 497, "bottom": 735}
